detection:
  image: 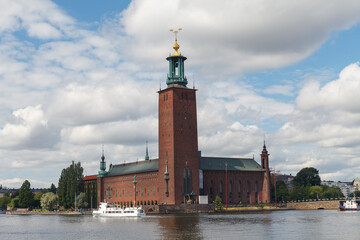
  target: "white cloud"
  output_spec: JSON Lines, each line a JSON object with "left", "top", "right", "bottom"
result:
{"left": 297, "top": 63, "right": 360, "bottom": 112}
{"left": 271, "top": 62, "right": 360, "bottom": 181}
{"left": 264, "top": 85, "right": 294, "bottom": 96}
{"left": 119, "top": 0, "right": 360, "bottom": 74}
{"left": 61, "top": 116, "right": 157, "bottom": 145}
{"left": 0, "top": 105, "right": 57, "bottom": 149}
{"left": 1, "top": 0, "right": 360, "bottom": 187}
{"left": 0, "top": 0, "right": 74, "bottom": 39}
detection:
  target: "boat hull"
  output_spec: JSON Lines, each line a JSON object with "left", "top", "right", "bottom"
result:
{"left": 339, "top": 207, "right": 360, "bottom": 211}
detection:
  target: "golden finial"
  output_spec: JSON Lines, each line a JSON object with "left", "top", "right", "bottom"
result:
{"left": 170, "top": 28, "right": 182, "bottom": 56}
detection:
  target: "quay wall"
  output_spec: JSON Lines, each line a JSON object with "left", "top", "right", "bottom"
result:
{"left": 158, "top": 204, "right": 215, "bottom": 213}
{"left": 6, "top": 211, "right": 87, "bottom": 215}
{"left": 287, "top": 200, "right": 339, "bottom": 210}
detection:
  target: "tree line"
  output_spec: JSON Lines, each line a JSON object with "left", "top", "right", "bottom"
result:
{"left": 272, "top": 167, "right": 345, "bottom": 202}
{"left": 0, "top": 161, "right": 87, "bottom": 211}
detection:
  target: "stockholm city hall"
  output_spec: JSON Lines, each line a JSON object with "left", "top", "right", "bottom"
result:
{"left": 84, "top": 31, "right": 271, "bottom": 208}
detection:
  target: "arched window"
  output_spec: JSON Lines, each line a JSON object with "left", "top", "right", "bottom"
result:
{"left": 247, "top": 181, "right": 250, "bottom": 203}
{"left": 238, "top": 181, "right": 241, "bottom": 199}
{"left": 220, "top": 181, "right": 223, "bottom": 196}
{"left": 229, "top": 180, "right": 232, "bottom": 201}
{"left": 255, "top": 181, "right": 258, "bottom": 203}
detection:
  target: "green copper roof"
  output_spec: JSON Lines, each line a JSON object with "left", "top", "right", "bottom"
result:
{"left": 106, "top": 159, "right": 159, "bottom": 177}
{"left": 200, "top": 157, "right": 263, "bottom": 171}
{"left": 102, "top": 156, "right": 263, "bottom": 178}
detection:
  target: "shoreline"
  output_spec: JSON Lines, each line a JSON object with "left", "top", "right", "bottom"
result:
{"left": 4, "top": 207, "right": 298, "bottom": 216}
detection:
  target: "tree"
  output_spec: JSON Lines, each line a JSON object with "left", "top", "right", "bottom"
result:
{"left": 293, "top": 167, "right": 321, "bottom": 187}
{"left": 50, "top": 183, "right": 57, "bottom": 194}
{"left": 350, "top": 190, "right": 360, "bottom": 197}
{"left": 0, "top": 195, "right": 11, "bottom": 209}
{"left": 276, "top": 180, "right": 290, "bottom": 202}
{"left": 309, "top": 186, "right": 323, "bottom": 199}
{"left": 33, "top": 190, "right": 47, "bottom": 208}
{"left": 19, "top": 180, "right": 34, "bottom": 208}
{"left": 75, "top": 192, "right": 88, "bottom": 209}
{"left": 290, "top": 185, "right": 310, "bottom": 201}
{"left": 58, "top": 161, "right": 84, "bottom": 208}
{"left": 8, "top": 196, "right": 19, "bottom": 208}
{"left": 214, "top": 196, "right": 223, "bottom": 210}
{"left": 41, "top": 192, "right": 57, "bottom": 211}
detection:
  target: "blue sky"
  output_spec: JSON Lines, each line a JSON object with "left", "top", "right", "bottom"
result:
{"left": 1, "top": 0, "right": 360, "bottom": 188}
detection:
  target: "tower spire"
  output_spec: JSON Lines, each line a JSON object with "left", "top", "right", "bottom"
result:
{"left": 166, "top": 28, "right": 187, "bottom": 87}
{"left": 99, "top": 144, "right": 107, "bottom": 177}
{"left": 170, "top": 28, "right": 182, "bottom": 56}
{"left": 145, "top": 140, "right": 149, "bottom": 160}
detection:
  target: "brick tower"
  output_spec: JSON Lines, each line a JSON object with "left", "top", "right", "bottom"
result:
{"left": 261, "top": 141, "right": 271, "bottom": 203}
{"left": 158, "top": 30, "right": 199, "bottom": 204}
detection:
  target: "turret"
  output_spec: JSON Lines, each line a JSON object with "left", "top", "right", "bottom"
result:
{"left": 98, "top": 145, "right": 107, "bottom": 177}
{"left": 145, "top": 141, "right": 149, "bottom": 161}
{"left": 166, "top": 28, "right": 188, "bottom": 87}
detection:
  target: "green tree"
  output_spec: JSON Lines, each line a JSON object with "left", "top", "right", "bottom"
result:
{"left": 8, "top": 196, "right": 19, "bottom": 208}
{"left": 276, "top": 180, "right": 290, "bottom": 202}
{"left": 58, "top": 161, "right": 84, "bottom": 208}
{"left": 18, "top": 180, "right": 34, "bottom": 208}
{"left": 75, "top": 192, "right": 88, "bottom": 209}
{"left": 309, "top": 186, "right": 323, "bottom": 199}
{"left": 33, "top": 190, "right": 47, "bottom": 208}
{"left": 290, "top": 185, "right": 310, "bottom": 201}
{"left": 350, "top": 190, "right": 360, "bottom": 197}
{"left": 0, "top": 195, "right": 11, "bottom": 209}
{"left": 50, "top": 183, "right": 57, "bottom": 194}
{"left": 214, "top": 196, "right": 223, "bottom": 210}
{"left": 41, "top": 192, "right": 58, "bottom": 211}
{"left": 293, "top": 167, "right": 321, "bottom": 187}
{"left": 323, "top": 186, "right": 343, "bottom": 198}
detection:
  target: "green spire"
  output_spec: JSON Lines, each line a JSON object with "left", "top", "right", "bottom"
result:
{"left": 99, "top": 144, "right": 107, "bottom": 177}
{"left": 145, "top": 141, "right": 149, "bottom": 161}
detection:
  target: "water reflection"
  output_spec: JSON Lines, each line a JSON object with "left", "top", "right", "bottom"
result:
{"left": 157, "top": 214, "right": 202, "bottom": 239}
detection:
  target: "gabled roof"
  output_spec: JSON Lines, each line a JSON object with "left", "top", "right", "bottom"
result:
{"left": 106, "top": 159, "right": 159, "bottom": 177}
{"left": 200, "top": 157, "right": 263, "bottom": 171}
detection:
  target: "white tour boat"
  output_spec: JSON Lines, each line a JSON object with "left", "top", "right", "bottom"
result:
{"left": 339, "top": 196, "right": 360, "bottom": 211}
{"left": 92, "top": 202, "right": 146, "bottom": 217}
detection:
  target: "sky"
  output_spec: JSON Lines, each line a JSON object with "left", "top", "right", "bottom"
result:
{"left": 1, "top": 0, "right": 360, "bottom": 188}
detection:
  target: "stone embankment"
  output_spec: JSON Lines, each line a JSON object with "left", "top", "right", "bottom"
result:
{"left": 287, "top": 200, "right": 339, "bottom": 210}
{"left": 6, "top": 210, "right": 91, "bottom": 215}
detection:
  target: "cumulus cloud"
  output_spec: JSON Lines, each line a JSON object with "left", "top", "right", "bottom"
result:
{"left": 297, "top": 63, "right": 360, "bottom": 112}
{"left": 119, "top": 0, "right": 360, "bottom": 74}
{"left": 272, "top": 62, "right": 360, "bottom": 181}
{"left": 48, "top": 82, "right": 157, "bottom": 126}
{"left": 0, "top": 105, "right": 57, "bottom": 149}
{"left": 1, "top": 0, "right": 360, "bottom": 187}
{"left": 61, "top": 116, "right": 157, "bottom": 145}
{"left": 0, "top": 0, "right": 74, "bottom": 39}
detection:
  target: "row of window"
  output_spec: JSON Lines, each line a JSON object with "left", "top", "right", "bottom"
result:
{"left": 106, "top": 185, "right": 157, "bottom": 199}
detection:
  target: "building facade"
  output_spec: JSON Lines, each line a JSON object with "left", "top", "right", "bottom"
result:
{"left": 85, "top": 37, "right": 271, "bottom": 207}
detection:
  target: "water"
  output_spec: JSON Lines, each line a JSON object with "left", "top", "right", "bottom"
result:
{"left": 1, "top": 210, "right": 359, "bottom": 240}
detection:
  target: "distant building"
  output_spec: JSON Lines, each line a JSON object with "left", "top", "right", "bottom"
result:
{"left": 322, "top": 178, "right": 360, "bottom": 197}
{"left": 84, "top": 36, "right": 271, "bottom": 207}
{"left": 275, "top": 173, "right": 294, "bottom": 185}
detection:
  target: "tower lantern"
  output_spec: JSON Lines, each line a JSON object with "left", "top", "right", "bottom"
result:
{"left": 166, "top": 28, "right": 188, "bottom": 87}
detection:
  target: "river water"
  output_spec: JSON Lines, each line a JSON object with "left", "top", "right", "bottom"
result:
{"left": 0, "top": 210, "right": 358, "bottom": 240}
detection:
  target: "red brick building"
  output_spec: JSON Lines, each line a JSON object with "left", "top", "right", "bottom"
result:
{"left": 84, "top": 37, "right": 271, "bottom": 207}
